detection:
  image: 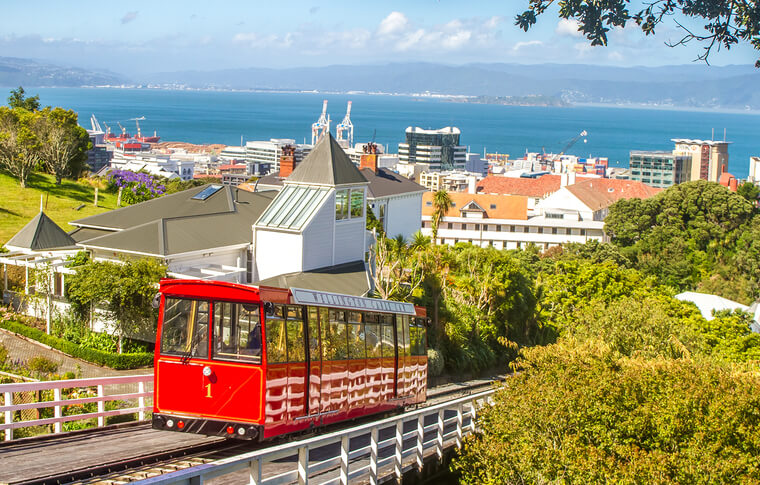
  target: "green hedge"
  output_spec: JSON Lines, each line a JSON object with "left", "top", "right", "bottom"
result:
{"left": 0, "top": 320, "right": 154, "bottom": 370}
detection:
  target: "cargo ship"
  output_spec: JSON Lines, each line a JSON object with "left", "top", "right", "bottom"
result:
{"left": 91, "top": 115, "right": 160, "bottom": 144}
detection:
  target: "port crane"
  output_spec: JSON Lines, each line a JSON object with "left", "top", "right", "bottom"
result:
{"left": 558, "top": 130, "right": 588, "bottom": 157}
{"left": 336, "top": 101, "right": 354, "bottom": 148}
{"left": 130, "top": 116, "right": 146, "bottom": 138}
{"left": 311, "top": 100, "right": 331, "bottom": 145}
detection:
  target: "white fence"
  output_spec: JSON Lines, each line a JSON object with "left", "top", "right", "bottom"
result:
{"left": 0, "top": 374, "right": 153, "bottom": 441}
{"left": 139, "top": 389, "right": 495, "bottom": 485}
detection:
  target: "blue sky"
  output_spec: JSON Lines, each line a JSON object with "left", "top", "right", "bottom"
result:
{"left": 1, "top": 0, "right": 757, "bottom": 74}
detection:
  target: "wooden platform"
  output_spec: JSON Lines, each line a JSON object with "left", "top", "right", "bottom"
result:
{"left": 0, "top": 424, "right": 221, "bottom": 485}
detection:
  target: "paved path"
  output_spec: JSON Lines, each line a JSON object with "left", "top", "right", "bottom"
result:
{"left": 0, "top": 328, "right": 151, "bottom": 378}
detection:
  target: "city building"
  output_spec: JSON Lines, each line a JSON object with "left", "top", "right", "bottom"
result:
{"left": 398, "top": 127, "right": 466, "bottom": 174}
{"left": 250, "top": 144, "right": 425, "bottom": 239}
{"left": 628, "top": 151, "right": 691, "bottom": 188}
{"left": 419, "top": 171, "right": 481, "bottom": 193}
{"left": 110, "top": 152, "right": 195, "bottom": 181}
{"left": 466, "top": 153, "right": 487, "bottom": 175}
{"left": 748, "top": 156, "right": 760, "bottom": 183}
{"left": 420, "top": 192, "right": 605, "bottom": 250}
{"left": 672, "top": 138, "right": 730, "bottom": 183}
{"left": 245, "top": 139, "right": 312, "bottom": 174}
{"left": 476, "top": 173, "right": 585, "bottom": 212}
{"left": 85, "top": 130, "right": 112, "bottom": 174}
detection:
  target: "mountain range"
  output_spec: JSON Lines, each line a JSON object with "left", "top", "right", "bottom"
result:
{"left": 2, "top": 56, "right": 759, "bottom": 110}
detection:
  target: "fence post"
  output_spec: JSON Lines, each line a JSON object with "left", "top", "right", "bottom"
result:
{"left": 54, "top": 388, "right": 62, "bottom": 434}
{"left": 297, "top": 445, "right": 309, "bottom": 485}
{"left": 370, "top": 426, "right": 378, "bottom": 485}
{"left": 97, "top": 385, "right": 105, "bottom": 427}
{"left": 340, "top": 434, "right": 349, "bottom": 485}
{"left": 456, "top": 403, "right": 463, "bottom": 449}
{"left": 138, "top": 381, "right": 146, "bottom": 421}
{"left": 416, "top": 414, "right": 424, "bottom": 471}
{"left": 436, "top": 409, "right": 444, "bottom": 461}
{"left": 469, "top": 401, "right": 477, "bottom": 433}
{"left": 394, "top": 419, "right": 403, "bottom": 481}
{"left": 249, "top": 458, "right": 261, "bottom": 485}
{"left": 3, "top": 391, "right": 12, "bottom": 441}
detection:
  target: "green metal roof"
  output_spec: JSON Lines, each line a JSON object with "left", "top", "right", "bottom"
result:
{"left": 287, "top": 134, "right": 368, "bottom": 187}
{"left": 5, "top": 211, "right": 77, "bottom": 251}
{"left": 255, "top": 185, "right": 330, "bottom": 231}
{"left": 257, "top": 261, "right": 370, "bottom": 297}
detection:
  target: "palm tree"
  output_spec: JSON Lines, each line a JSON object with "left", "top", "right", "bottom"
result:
{"left": 431, "top": 189, "right": 452, "bottom": 245}
{"left": 410, "top": 230, "right": 431, "bottom": 251}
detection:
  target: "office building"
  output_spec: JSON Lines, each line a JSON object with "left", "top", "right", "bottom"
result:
{"left": 398, "top": 127, "right": 466, "bottom": 173}
{"left": 629, "top": 151, "right": 691, "bottom": 188}
{"left": 672, "top": 139, "right": 730, "bottom": 183}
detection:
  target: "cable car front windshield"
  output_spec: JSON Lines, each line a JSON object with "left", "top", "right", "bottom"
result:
{"left": 160, "top": 297, "right": 209, "bottom": 359}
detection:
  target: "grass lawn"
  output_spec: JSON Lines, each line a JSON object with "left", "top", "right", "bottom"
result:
{"left": 0, "top": 171, "right": 118, "bottom": 244}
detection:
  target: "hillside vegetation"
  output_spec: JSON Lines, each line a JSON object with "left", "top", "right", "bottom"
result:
{"left": 0, "top": 171, "right": 117, "bottom": 244}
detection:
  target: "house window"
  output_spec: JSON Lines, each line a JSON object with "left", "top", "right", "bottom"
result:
{"left": 580, "top": 229, "right": 586, "bottom": 236}
{"left": 510, "top": 225, "right": 515, "bottom": 232}
{"left": 474, "top": 224, "right": 480, "bottom": 231}
{"left": 537, "top": 227, "right": 543, "bottom": 234}
{"left": 552, "top": 227, "right": 557, "bottom": 235}
{"left": 523, "top": 226, "right": 529, "bottom": 233}
{"left": 447, "top": 223, "right": 453, "bottom": 229}
{"left": 425, "top": 201, "right": 432, "bottom": 206}
{"left": 566, "top": 228, "right": 572, "bottom": 235}
{"left": 496, "top": 225, "right": 501, "bottom": 232}
{"left": 335, "top": 189, "right": 349, "bottom": 220}
{"left": 350, "top": 189, "right": 364, "bottom": 218}
{"left": 490, "top": 204, "right": 496, "bottom": 209}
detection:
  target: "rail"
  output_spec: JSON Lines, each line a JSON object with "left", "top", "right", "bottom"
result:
{"left": 0, "top": 374, "right": 153, "bottom": 441}
{"left": 139, "top": 388, "right": 495, "bottom": 485}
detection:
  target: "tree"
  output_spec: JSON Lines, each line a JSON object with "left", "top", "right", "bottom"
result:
{"left": 7, "top": 86, "right": 40, "bottom": 111}
{"left": 0, "top": 107, "right": 44, "bottom": 188}
{"left": 39, "top": 107, "right": 91, "bottom": 185}
{"left": 516, "top": 0, "right": 760, "bottom": 67}
{"left": 737, "top": 181, "right": 760, "bottom": 205}
{"left": 430, "top": 189, "right": 452, "bottom": 244}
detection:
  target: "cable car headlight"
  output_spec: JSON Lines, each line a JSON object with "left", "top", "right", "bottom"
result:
{"left": 166, "top": 419, "right": 175, "bottom": 428}
{"left": 237, "top": 427, "right": 246, "bottom": 436}
{"left": 203, "top": 366, "right": 212, "bottom": 377}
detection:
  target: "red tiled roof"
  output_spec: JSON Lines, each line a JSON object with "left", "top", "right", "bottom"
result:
{"left": 476, "top": 174, "right": 567, "bottom": 198}
{"left": 219, "top": 163, "right": 245, "bottom": 171}
{"left": 193, "top": 173, "right": 222, "bottom": 179}
{"left": 565, "top": 178, "right": 661, "bottom": 211}
{"left": 422, "top": 192, "right": 528, "bottom": 220}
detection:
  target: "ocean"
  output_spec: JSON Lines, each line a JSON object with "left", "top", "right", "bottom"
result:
{"left": 31, "top": 88, "right": 760, "bottom": 179}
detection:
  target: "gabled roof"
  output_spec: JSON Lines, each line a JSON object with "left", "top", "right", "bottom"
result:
{"left": 72, "top": 184, "right": 238, "bottom": 231}
{"left": 360, "top": 168, "right": 426, "bottom": 198}
{"left": 76, "top": 188, "right": 276, "bottom": 256}
{"left": 476, "top": 174, "right": 565, "bottom": 198}
{"left": 422, "top": 192, "right": 528, "bottom": 220}
{"left": 461, "top": 200, "right": 486, "bottom": 212}
{"left": 5, "top": 211, "right": 77, "bottom": 251}
{"left": 287, "top": 134, "right": 368, "bottom": 187}
{"left": 565, "top": 178, "right": 661, "bottom": 211}
{"left": 256, "top": 261, "right": 370, "bottom": 297}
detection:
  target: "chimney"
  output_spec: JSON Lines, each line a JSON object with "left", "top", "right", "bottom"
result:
{"left": 467, "top": 176, "right": 477, "bottom": 194}
{"left": 359, "top": 142, "right": 379, "bottom": 172}
{"left": 279, "top": 145, "right": 296, "bottom": 178}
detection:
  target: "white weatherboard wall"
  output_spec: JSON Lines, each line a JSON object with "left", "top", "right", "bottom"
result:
{"left": 255, "top": 230, "right": 303, "bottom": 281}
{"left": 302, "top": 195, "right": 335, "bottom": 271}
{"left": 381, "top": 193, "right": 423, "bottom": 240}
{"left": 539, "top": 189, "right": 594, "bottom": 220}
{"left": 334, "top": 218, "right": 365, "bottom": 265}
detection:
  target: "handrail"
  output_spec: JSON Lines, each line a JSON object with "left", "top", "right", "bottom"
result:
{"left": 139, "top": 388, "right": 495, "bottom": 485}
{"left": 1, "top": 374, "right": 153, "bottom": 441}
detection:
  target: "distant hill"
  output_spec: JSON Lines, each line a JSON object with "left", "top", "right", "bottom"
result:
{"left": 148, "top": 62, "right": 760, "bottom": 110}
{"left": 0, "top": 57, "right": 125, "bottom": 88}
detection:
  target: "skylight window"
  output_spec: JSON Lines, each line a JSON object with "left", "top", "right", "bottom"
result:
{"left": 192, "top": 185, "right": 223, "bottom": 201}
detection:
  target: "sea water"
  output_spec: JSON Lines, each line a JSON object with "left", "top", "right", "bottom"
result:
{"left": 31, "top": 88, "right": 760, "bottom": 179}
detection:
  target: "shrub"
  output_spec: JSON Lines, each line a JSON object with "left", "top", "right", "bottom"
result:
{"left": 0, "top": 342, "right": 8, "bottom": 367}
{"left": 0, "top": 319, "right": 153, "bottom": 370}
{"left": 427, "top": 348, "right": 444, "bottom": 377}
{"left": 28, "top": 356, "right": 59, "bottom": 375}
{"left": 452, "top": 340, "right": 760, "bottom": 484}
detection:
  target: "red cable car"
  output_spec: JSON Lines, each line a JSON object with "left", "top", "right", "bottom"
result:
{"left": 152, "top": 279, "right": 428, "bottom": 441}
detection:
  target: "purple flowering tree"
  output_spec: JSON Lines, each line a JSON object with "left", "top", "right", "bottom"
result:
{"left": 106, "top": 169, "right": 166, "bottom": 205}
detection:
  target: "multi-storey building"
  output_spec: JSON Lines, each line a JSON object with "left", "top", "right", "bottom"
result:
{"left": 748, "top": 156, "right": 760, "bottom": 183}
{"left": 672, "top": 139, "right": 730, "bottom": 183}
{"left": 245, "top": 139, "right": 311, "bottom": 174}
{"left": 398, "top": 127, "right": 466, "bottom": 173}
{"left": 628, "top": 151, "right": 691, "bottom": 188}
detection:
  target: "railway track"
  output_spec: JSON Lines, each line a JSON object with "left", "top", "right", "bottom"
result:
{"left": 8, "top": 376, "right": 501, "bottom": 485}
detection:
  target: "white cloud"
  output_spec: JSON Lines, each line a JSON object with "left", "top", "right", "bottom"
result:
{"left": 555, "top": 18, "right": 582, "bottom": 37}
{"left": 513, "top": 40, "right": 543, "bottom": 51}
{"left": 378, "top": 12, "right": 409, "bottom": 36}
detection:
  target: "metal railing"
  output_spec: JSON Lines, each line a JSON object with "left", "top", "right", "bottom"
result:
{"left": 139, "top": 388, "right": 495, "bottom": 485}
{"left": 1, "top": 374, "right": 153, "bottom": 441}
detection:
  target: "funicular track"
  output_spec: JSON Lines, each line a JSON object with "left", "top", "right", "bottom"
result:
{"left": 2, "top": 376, "right": 501, "bottom": 485}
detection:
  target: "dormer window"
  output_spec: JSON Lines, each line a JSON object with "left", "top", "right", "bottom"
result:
{"left": 336, "top": 188, "right": 364, "bottom": 221}
{"left": 350, "top": 189, "right": 364, "bottom": 218}
{"left": 336, "top": 189, "right": 349, "bottom": 220}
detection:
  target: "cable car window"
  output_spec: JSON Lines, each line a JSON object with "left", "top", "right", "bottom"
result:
{"left": 398, "top": 315, "right": 411, "bottom": 358}
{"left": 364, "top": 313, "right": 382, "bottom": 358}
{"left": 286, "top": 305, "right": 306, "bottom": 362}
{"left": 381, "top": 316, "right": 395, "bottom": 358}
{"left": 409, "top": 319, "right": 426, "bottom": 357}
{"left": 307, "top": 307, "right": 321, "bottom": 362}
{"left": 161, "top": 298, "right": 209, "bottom": 358}
{"left": 212, "top": 302, "right": 261, "bottom": 363}
{"left": 347, "top": 311, "right": 365, "bottom": 360}
{"left": 265, "top": 305, "right": 288, "bottom": 364}
{"left": 323, "top": 309, "right": 348, "bottom": 360}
